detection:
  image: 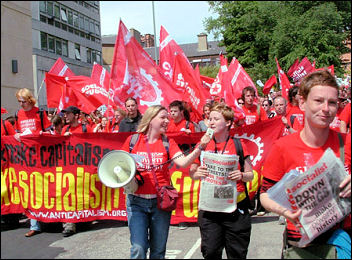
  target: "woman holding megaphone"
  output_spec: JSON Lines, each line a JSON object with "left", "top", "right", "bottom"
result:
{"left": 120, "top": 105, "right": 211, "bottom": 259}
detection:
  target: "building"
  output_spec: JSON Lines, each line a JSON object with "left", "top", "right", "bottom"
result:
{"left": 1, "top": 1, "right": 103, "bottom": 115}
{"left": 102, "top": 30, "right": 226, "bottom": 68}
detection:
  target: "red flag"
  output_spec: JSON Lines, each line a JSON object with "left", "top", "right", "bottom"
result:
{"left": 287, "top": 58, "right": 300, "bottom": 77}
{"left": 194, "top": 64, "right": 202, "bottom": 87}
{"left": 45, "top": 73, "right": 67, "bottom": 109}
{"left": 173, "top": 53, "right": 210, "bottom": 121}
{"left": 209, "top": 53, "right": 230, "bottom": 99}
{"left": 226, "top": 57, "right": 257, "bottom": 104}
{"left": 220, "top": 53, "right": 228, "bottom": 70}
{"left": 159, "top": 25, "right": 191, "bottom": 81}
{"left": 263, "top": 75, "right": 277, "bottom": 95}
{"left": 91, "top": 62, "right": 111, "bottom": 91}
{"left": 290, "top": 57, "right": 314, "bottom": 83}
{"left": 275, "top": 58, "right": 291, "bottom": 101}
{"left": 48, "top": 57, "right": 75, "bottom": 77}
{"left": 1, "top": 107, "right": 8, "bottom": 114}
{"left": 314, "top": 65, "right": 335, "bottom": 75}
{"left": 65, "top": 75, "right": 116, "bottom": 114}
{"left": 110, "top": 20, "right": 183, "bottom": 112}
{"left": 200, "top": 75, "right": 215, "bottom": 90}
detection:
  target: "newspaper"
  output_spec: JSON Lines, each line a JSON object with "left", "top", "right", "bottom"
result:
{"left": 268, "top": 148, "right": 350, "bottom": 247}
{"left": 199, "top": 151, "right": 239, "bottom": 213}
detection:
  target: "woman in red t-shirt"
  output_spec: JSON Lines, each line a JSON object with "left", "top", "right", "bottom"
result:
{"left": 121, "top": 105, "right": 211, "bottom": 259}
{"left": 189, "top": 103, "right": 254, "bottom": 259}
{"left": 260, "top": 71, "right": 351, "bottom": 253}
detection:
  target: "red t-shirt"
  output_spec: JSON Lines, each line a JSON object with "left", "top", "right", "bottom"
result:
{"left": 242, "top": 104, "right": 268, "bottom": 126}
{"left": 15, "top": 107, "right": 51, "bottom": 134}
{"left": 167, "top": 118, "right": 195, "bottom": 133}
{"left": 338, "top": 102, "right": 351, "bottom": 129}
{"left": 62, "top": 123, "right": 92, "bottom": 134}
{"left": 1, "top": 119, "right": 16, "bottom": 136}
{"left": 286, "top": 104, "right": 304, "bottom": 127}
{"left": 329, "top": 107, "right": 344, "bottom": 131}
{"left": 121, "top": 134, "right": 181, "bottom": 194}
{"left": 193, "top": 137, "right": 250, "bottom": 201}
{"left": 261, "top": 130, "right": 351, "bottom": 241}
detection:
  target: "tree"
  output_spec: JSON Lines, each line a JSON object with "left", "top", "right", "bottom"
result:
{"left": 204, "top": 1, "right": 351, "bottom": 84}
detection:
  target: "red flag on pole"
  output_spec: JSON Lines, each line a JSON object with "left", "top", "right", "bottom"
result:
{"left": 110, "top": 20, "right": 183, "bottom": 112}
{"left": 172, "top": 53, "right": 210, "bottom": 120}
{"left": 287, "top": 58, "right": 300, "bottom": 78}
{"left": 159, "top": 25, "right": 191, "bottom": 81}
{"left": 290, "top": 57, "right": 314, "bottom": 83}
{"left": 200, "top": 75, "right": 215, "bottom": 90}
{"left": 48, "top": 57, "right": 75, "bottom": 77}
{"left": 275, "top": 57, "right": 291, "bottom": 101}
{"left": 91, "top": 62, "right": 111, "bottom": 91}
{"left": 314, "top": 65, "right": 335, "bottom": 75}
{"left": 45, "top": 73, "right": 67, "bottom": 109}
{"left": 263, "top": 75, "right": 277, "bottom": 95}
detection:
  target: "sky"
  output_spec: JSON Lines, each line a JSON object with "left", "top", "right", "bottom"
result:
{"left": 100, "top": 1, "right": 218, "bottom": 45}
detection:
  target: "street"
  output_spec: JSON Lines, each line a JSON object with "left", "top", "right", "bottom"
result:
{"left": 1, "top": 213, "right": 284, "bottom": 259}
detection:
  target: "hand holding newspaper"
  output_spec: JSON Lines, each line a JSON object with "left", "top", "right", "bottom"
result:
{"left": 267, "top": 148, "right": 351, "bottom": 247}
{"left": 199, "top": 151, "right": 239, "bottom": 213}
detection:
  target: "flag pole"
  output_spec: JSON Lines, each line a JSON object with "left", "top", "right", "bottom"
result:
{"left": 36, "top": 78, "right": 45, "bottom": 101}
{"left": 152, "top": 1, "right": 158, "bottom": 65}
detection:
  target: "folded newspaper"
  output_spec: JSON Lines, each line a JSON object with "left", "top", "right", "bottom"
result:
{"left": 199, "top": 151, "right": 239, "bottom": 213}
{"left": 267, "top": 148, "right": 351, "bottom": 247}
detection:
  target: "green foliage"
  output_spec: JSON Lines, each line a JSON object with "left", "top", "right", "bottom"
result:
{"left": 199, "top": 65, "right": 220, "bottom": 78}
{"left": 204, "top": 1, "right": 351, "bottom": 83}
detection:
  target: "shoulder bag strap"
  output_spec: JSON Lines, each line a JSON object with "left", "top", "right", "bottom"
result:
{"left": 145, "top": 136, "right": 160, "bottom": 189}
{"left": 129, "top": 133, "right": 140, "bottom": 153}
{"left": 337, "top": 132, "right": 345, "bottom": 164}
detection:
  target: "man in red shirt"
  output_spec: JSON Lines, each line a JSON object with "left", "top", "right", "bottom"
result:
{"left": 62, "top": 106, "right": 92, "bottom": 135}
{"left": 241, "top": 86, "right": 267, "bottom": 126}
{"left": 285, "top": 86, "right": 305, "bottom": 129}
{"left": 339, "top": 102, "right": 351, "bottom": 133}
{"left": 167, "top": 100, "right": 196, "bottom": 133}
{"left": 260, "top": 70, "right": 351, "bottom": 254}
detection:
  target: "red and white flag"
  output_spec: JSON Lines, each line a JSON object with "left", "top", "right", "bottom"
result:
{"left": 287, "top": 58, "right": 300, "bottom": 78}
{"left": 314, "top": 64, "right": 334, "bottom": 75}
{"left": 159, "top": 25, "right": 191, "bottom": 81}
{"left": 91, "top": 62, "right": 111, "bottom": 91}
{"left": 173, "top": 53, "right": 210, "bottom": 120}
{"left": 48, "top": 57, "right": 75, "bottom": 77}
{"left": 200, "top": 75, "right": 215, "bottom": 90}
{"left": 209, "top": 54, "right": 229, "bottom": 99}
{"left": 263, "top": 74, "right": 277, "bottom": 95}
{"left": 275, "top": 57, "right": 292, "bottom": 101}
{"left": 45, "top": 73, "right": 67, "bottom": 109}
{"left": 226, "top": 57, "right": 257, "bottom": 104}
{"left": 290, "top": 57, "right": 314, "bottom": 83}
{"left": 110, "top": 20, "right": 183, "bottom": 113}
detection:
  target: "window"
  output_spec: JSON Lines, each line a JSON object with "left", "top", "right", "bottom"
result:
{"left": 87, "top": 49, "right": 92, "bottom": 64}
{"left": 55, "top": 39, "right": 62, "bottom": 55}
{"left": 92, "top": 51, "right": 97, "bottom": 63}
{"left": 48, "top": 36, "right": 55, "bottom": 53}
{"left": 40, "top": 14, "right": 47, "bottom": 23}
{"left": 67, "top": 10, "right": 73, "bottom": 25}
{"left": 95, "top": 23, "right": 100, "bottom": 35}
{"left": 40, "top": 1, "right": 46, "bottom": 13}
{"left": 55, "top": 20, "right": 61, "bottom": 28}
{"left": 60, "top": 8, "right": 68, "bottom": 22}
{"left": 62, "top": 24, "right": 67, "bottom": 31}
{"left": 68, "top": 26, "right": 73, "bottom": 33}
{"left": 40, "top": 32, "right": 47, "bottom": 50}
{"left": 79, "top": 15, "right": 84, "bottom": 30}
{"left": 47, "top": 2, "right": 53, "bottom": 16}
{"left": 96, "top": 52, "right": 101, "bottom": 64}
{"left": 62, "top": 40, "right": 68, "bottom": 56}
{"left": 73, "top": 13, "right": 79, "bottom": 27}
{"left": 84, "top": 18, "right": 89, "bottom": 32}
{"left": 54, "top": 4, "right": 60, "bottom": 19}
{"left": 89, "top": 20, "right": 94, "bottom": 34}
{"left": 75, "top": 44, "right": 81, "bottom": 60}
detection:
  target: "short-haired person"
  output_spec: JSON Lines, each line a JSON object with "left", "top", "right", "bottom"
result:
{"left": 260, "top": 70, "right": 351, "bottom": 255}
{"left": 285, "top": 86, "right": 305, "bottom": 129}
{"left": 241, "top": 86, "right": 268, "bottom": 126}
{"left": 168, "top": 100, "right": 196, "bottom": 133}
{"left": 119, "top": 97, "right": 143, "bottom": 132}
{"left": 271, "top": 96, "right": 296, "bottom": 135}
{"left": 14, "top": 88, "right": 51, "bottom": 141}
{"left": 62, "top": 106, "right": 92, "bottom": 135}
{"left": 189, "top": 103, "right": 254, "bottom": 259}
{"left": 121, "top": 105, "right": 211, "bottom": 259}
{"left": 110, "top": 107, "right": 127, "bottom": 133}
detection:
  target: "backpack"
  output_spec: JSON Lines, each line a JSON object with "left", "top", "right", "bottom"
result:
{"left": 129, "top": 133, "right": 170, "bottom": 161}
{"left": 232, "top": 137, "right": 255, "bottom": 210}
{"left": 65, "top": 124, "right": 87, "bottom": 133}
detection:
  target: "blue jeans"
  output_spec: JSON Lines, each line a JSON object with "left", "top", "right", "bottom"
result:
{"left": 126, "top": 194, "right": 172, "bottom": 259}
{"left": 29, "top": 219, "right": 41, "bottom": 231}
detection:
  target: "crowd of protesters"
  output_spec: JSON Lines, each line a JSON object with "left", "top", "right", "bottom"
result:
{"left": 1, "top": 70, "right": 351, "bottom": 258}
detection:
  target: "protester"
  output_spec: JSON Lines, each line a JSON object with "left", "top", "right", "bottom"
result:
{"left": 271, "top": 96, "right": 296, "bottom": 135}
{"left": 119, "top": 97, "right": 143, "bottom": 132}
{"left": 14, "top": 88, "right": 51, "bottom": 142}
{"left": 237, "top": 97, "right": 244, "bottom": 107}
{"left": 339, "top": 102, "right": 351, "bottom": 133}
{"left": 168, "top": 100, "right": 196, "bottom": 133}
{"left": 198, "top": 103, "right": 212, "bottom": 131}
{"left": 110, "top": 107, "right": 127, "bottom": 133}
{"left": 189, "top": 103, "right": 254, "bottom": 259}
{"left": 121, "top": 105, "right": 211, "bottom": 259}
{"left": 241, "top": 86, "right": 268, "bottom": 126}
{"left": 285, "top": 86, "right": 304, "bottom": 129}
{"left": 1, "top": 108, "right": 16, "bottom": 136}
{"left": 93, "top": 116, "right": 109, "bottom": 133}
{"left": 260, "top": 70, "right": 351, "bottom": 257}
{"left": 62, "top": 106, "right": 92, "bottom": 135}
{"left": 262, "top": 99, "right": 274, "bottom": 118}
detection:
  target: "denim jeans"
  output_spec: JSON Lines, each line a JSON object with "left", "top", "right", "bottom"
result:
{"left": 126, "top": 194, "right": 172, "bottom": 259}
{"left": 29, "top": 219, "right": 41, "bottom": 231}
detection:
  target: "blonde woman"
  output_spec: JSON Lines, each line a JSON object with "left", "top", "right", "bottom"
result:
{"left": 121, "top": 105, "right": 211, "bottom": 259}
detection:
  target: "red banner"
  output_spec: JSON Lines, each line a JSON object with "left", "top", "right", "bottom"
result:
{"left": 275, "top": 57, "right": 292, "bottom": 101}
{"left": 263, "top": 74, "right": 277, "bottom": 95}
{"left": 1, "top": 118, "right": 284, "bottom": 224}
{"left": 290, "top": 57, "right": 314, "bottom": 83}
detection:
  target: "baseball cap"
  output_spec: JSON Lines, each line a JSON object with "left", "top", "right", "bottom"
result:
{"left": 62, "top": 106, "right": 80, "bottom": 115}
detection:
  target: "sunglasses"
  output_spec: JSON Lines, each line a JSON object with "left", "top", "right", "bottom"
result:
{"left": 238, "top": 102, "right": 244, "bottom": 105}
{"left": 18, "top": 100, "right": 27, "bottom": 104}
